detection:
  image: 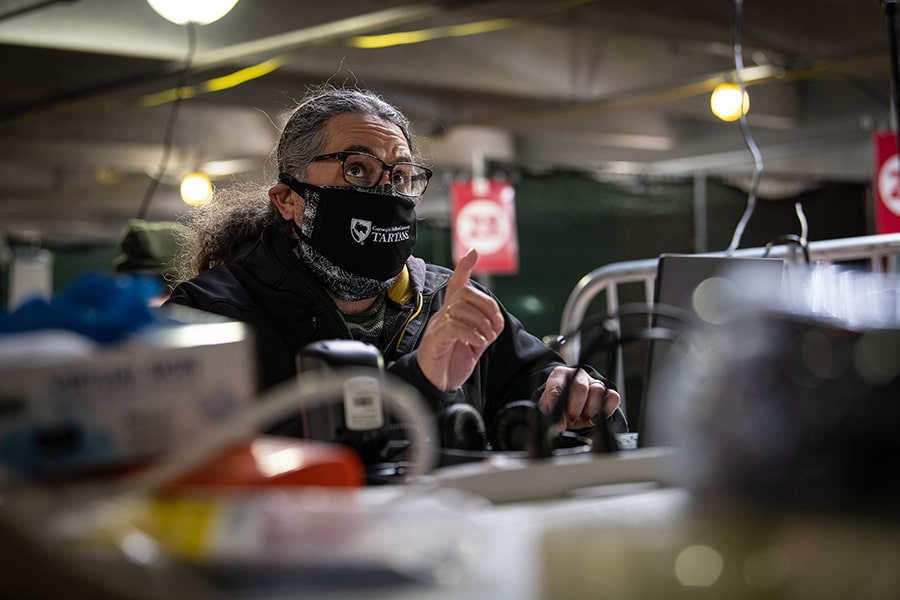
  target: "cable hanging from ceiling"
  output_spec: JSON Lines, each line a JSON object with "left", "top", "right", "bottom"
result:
{"left": 135, "top": 22, "right": 197, "bottom": 220}
{"left": 722, "top": 0, "right": 812, "bottom": 262}
{"left": 723, "top": 0, "right": 764, "bottom": 256}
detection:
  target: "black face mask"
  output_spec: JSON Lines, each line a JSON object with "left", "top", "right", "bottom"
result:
{"left": 279, "top": 176, "right": 417, "bottom": 292}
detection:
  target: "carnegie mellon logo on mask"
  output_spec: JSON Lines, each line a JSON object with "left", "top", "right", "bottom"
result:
{"left": 350, "top": 218, "right": 410, "bottom": 245}
{"left": 350, "top": 218, "right": 372, "bottom": 243}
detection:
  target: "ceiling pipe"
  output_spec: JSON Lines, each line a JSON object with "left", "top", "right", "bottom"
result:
{"left": 0, "top": 3, "right": 445, "bottom": 122}
{"left": 0, "top": 0, "right": 78, "bottom": 24}
{"left": 189, "top": 4, "right": 443, "bottom": 71}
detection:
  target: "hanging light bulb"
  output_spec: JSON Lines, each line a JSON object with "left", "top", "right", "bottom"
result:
{"left": 710, "top": 83, "right": 750, "bottom": 122}
{"left": 181, "top": 172, "right": 213, "bottom": 206}
{"left": 147, "top": 0, "right": 239, "bottom": 26}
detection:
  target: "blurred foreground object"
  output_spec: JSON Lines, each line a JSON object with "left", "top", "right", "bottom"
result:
{"left": 0, "top": 273, "right": 255, "bottom": 480}
{"left": 163, "top": 436, "right": 364, "bottom": 492}
{"left": 647, "top": 264, "right": 900, "bottom": 514}
{"left": 541, "top": 507, "right": 900, "bottom": 600}
{"left": 1, "top": 271, "right": 160, "bottom": 343}
{"left": 542, "top": 267, "right": 900, "bottom": 600}
{"left": 655, "top": 307, "right": 900, "bottom": 516}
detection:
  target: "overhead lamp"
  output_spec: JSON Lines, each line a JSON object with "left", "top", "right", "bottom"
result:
{"left": 180, "top": 172, "right": 213, "bottom": 206}
{"left": 147, "top": 0, "right": 239, "bottom": 25}
{"left": 710, "top": 83, "right": 750, "bottom": 122}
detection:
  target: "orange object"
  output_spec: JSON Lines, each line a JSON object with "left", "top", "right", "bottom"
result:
{"left": 163, "top": 436, "right": 365, "bottom": 493}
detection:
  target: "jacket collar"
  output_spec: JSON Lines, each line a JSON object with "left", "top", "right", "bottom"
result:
{"left": 388, "top": 256, "right": 426, "bottom": 306}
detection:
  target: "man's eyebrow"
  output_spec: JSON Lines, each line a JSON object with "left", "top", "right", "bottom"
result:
{"left": 342, "top": 144, "right": 413, "bottom": 163}
{"left": 343, "top": 144, "right": 374, "bottom": 155}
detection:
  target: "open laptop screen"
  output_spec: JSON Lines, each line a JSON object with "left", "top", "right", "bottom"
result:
{"left": 639, "top": 254, "right": 786, "bottom": 447}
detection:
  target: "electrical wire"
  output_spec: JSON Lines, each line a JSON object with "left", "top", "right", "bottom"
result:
{"left": 113, "top": 369, "right": 437, "bottom": 499}
{"left": 135, "top": 22, "right": 197, "bottom": 220}
{"left": 545, "top": 302, "right": 696, "bottom": 452}
{"left": 725, "top": 0, "right": 764, "bottom": 256}
{"left": 762, "top": 203, "right": 811, "bottom": 263}
{"left": 550, "top": 302, "right": 696, "bottom": 361}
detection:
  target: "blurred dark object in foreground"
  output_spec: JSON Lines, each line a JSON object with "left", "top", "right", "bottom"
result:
{"left": 650, "top": 308, "right": 900, "bottom": 518}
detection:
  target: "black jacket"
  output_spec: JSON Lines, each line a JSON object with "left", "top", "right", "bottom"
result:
{"left": 166, "top": 225, "right": 621, "bottom": 432}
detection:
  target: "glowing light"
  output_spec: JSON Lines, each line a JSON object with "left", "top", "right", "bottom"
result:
{"left": 710, "top": 83, "right": 750, "bottom": 122}
{"left": 675, "top": 544, "right": 724, "bottom": 587}
{"left": 180, "top": 172, "right": 213, "bottom": 206}
{"left": 520, "top": 295, "right": 545, "bottom": 314}
{"left": 691, "top": 277, "right": 740, "bottom": 324}
{"left": 252, "top": 444, "right": 306, "bottom": 479}
{"left": 120, "top": 531, "right": 160, "bottom": 566}
{"left": 147, "top": 0, "right": 239, "bottom": 26}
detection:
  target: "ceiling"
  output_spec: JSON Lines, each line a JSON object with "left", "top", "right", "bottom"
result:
{"left": 0, "top": 0, "right": 893, "bottom": 243}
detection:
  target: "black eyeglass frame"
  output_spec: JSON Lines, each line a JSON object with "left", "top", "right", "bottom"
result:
{"left": 310, "top": 151, "right": 433, "bottom": 198}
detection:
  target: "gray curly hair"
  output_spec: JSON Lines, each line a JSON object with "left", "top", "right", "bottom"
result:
{"left": 174, "top": 84, "right": 419, "bottom": 282}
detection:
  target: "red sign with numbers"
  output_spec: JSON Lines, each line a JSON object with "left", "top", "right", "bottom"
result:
{"left": 451, "top": 179, "right": 519, "bottom": 275}
{"left": 874, "top": 130, "right": 900, "bottom": 234}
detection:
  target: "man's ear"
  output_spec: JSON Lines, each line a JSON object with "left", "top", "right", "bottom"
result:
{"left": 269, "top": 182, "right": 301, "bottom": 220}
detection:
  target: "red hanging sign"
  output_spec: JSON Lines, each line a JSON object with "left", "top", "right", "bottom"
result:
{"left": 874, "top": 130, "right": 900, "bottom": 234}
{"left": 450, "top": 179, "right": 519, "bottom": 275}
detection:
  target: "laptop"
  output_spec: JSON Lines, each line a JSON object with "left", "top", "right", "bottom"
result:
{"left": 638, "top": 254, "right": 786, "bottom": 447}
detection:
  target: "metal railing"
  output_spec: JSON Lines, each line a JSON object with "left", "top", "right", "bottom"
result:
{"left": 557, "top": 232, "right": 900, "bottom": 414}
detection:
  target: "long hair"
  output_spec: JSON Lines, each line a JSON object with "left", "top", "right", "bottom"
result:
{"left": 174, "top": 84, "right": 419, "bottom": 282}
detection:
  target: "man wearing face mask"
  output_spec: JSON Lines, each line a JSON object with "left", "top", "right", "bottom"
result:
{"left": 166, "top": 85, "right": 625, "bottom": 444}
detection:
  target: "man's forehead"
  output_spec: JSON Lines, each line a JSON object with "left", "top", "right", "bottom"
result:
{"left": 323, "top": 112, "right": 410, "bottom": 157}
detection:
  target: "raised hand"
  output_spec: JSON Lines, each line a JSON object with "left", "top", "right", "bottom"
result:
{"left": 416, "top": 248, "right": 505, "bottom": 391}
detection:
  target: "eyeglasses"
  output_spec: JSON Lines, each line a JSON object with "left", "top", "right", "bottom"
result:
{"left": 310, "top": 151, "right": 433, "bottom": 198}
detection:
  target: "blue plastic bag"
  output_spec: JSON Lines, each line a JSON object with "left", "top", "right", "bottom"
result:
{"left": 0, "top": 272, "right": 161, "bottom": 344}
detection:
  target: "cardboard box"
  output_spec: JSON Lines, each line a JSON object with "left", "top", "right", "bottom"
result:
{"left": 0, "top": 318, "right": 256, "bottom": 478}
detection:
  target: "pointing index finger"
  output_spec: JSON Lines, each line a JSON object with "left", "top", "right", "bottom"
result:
{"left": 446, "top": 248, "right": 479, "bottom": 298}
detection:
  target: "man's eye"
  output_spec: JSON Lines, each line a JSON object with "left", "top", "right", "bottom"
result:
{"left": 393, "top": 166, "right": 412, "bottom": 184}
{"left": 346, "top": 164, "right": 365, "bottom": 177}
